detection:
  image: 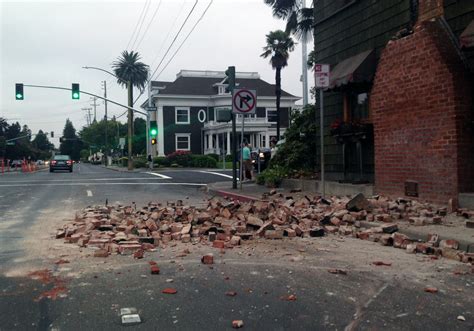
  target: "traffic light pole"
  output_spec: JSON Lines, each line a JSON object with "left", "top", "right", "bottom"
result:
{"left": 21, "top": 84, "right": 147, "bottom": 116}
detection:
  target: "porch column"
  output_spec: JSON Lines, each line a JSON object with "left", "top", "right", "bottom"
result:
{"left": 265, "top": 133, "right": 270, "bottom": 148}
{"left": 216, "top": 133, "right": 220, "bottom": 153}
{"left": 208, "top": 134, "right": 213, "bottom": 153}
{"left": 226, "top": 131, "right": 231, "bottom": 155}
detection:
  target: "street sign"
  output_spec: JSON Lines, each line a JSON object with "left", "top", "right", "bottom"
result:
{"left": 146, "top": 106, "right": 157, "bottom": 111}
{"left": 314, "top": 64, "right": 330, "bottom": 88}
{"left": 119, "top": 137, "right": 125, "bottom": 149}
{"left": 232, "top": 88, "right": 257, "bottom": 114}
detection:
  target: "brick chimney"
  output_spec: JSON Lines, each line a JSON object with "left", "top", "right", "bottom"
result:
{"left": 417, "top": 0, "right": 444, "bottom": 23}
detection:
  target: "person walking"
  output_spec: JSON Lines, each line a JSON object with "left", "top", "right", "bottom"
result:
{"left": 242, "top": 142, "right": 252, "bottom": 181}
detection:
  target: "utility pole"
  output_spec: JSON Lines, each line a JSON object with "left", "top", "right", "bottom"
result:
{"left": 127, "top": 81, "right": 133, "bottom": 171}
{"left": 301, "top": 0, "right": 309, "bottom": 106}
{"left": 90, "top": 97, "right": 98, "bottom": 123}
{"left": 82, "top": 107, "right": 92, "bottom": 126}
{"left": 102, "top": 80, "right": 108, "bottom": 166}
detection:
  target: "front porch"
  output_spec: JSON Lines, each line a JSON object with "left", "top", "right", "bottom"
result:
{"left": 202, "top": 118, "right": 283, "bottom": 155}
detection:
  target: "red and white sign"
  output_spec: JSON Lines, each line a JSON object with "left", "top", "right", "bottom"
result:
{"left": 314, "top": 64, "right": 330, "bottom": 88}
{"left": 232, "top": 88, "right": 257, "bottom": 114}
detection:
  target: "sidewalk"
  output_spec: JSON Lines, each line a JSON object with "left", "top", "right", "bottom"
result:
{"left": 207, "top": 181, "right": 474, "bottom": 253}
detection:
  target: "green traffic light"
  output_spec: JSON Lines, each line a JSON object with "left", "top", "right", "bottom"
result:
{"left": 16, "top": 93, "right": 23, "bottom": 100}
{"left": 72, "top": 92, "right": 80, "bottom": 99}
{"left": 150, "top": 129, "right": 157, "bottom": 136}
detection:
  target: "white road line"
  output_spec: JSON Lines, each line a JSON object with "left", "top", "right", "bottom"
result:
{"left": 2, "top": 177, "right": 165, "bottom": 183}
{"left": 197, "top": 170, "right": 237, "bottom": 180}
{"left": 0, "top": 182, "right": 206, "bottom": 187}
{"left": 87, "top": 190, "right": 93, "bottom": 197}
{"left": 144, "top": 172, "right": 172, "bottom": 179}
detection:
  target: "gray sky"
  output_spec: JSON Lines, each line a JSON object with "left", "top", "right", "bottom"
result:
{"left": 1, "top": 0, "right": 312, "bottom": 148}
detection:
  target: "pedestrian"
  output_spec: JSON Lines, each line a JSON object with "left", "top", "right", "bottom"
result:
{"left": 242, "top": 142, "right": 252, "bottom": 181}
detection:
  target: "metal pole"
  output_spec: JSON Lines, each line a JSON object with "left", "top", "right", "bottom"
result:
{"left": 320, "top": 88, "right": 325, "bottom": 198}
{"left": 301, "top": 0, "right": 309, "bottom": 106}
{"left": 127, "top": 81, "right": 133, "bottom": 171}
{"left": 240, "top": 115, "right": 245, "bottom": 190}
{"left": 232, "top": 114, "right": 237, "bottom": 189}
{"left": 103, "top": 80, "right": 108, "bottom": 166}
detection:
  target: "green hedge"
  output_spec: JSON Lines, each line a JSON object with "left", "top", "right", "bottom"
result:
{"left": 256, "top": 166, "right": 288, "bottom": 188}
{"left": 134, "top": 158, "right": 147, "bottom": 168}
{"left": 153, "top": 156, "right": 170, "bottom": 167}
{"left": 191, "top": 155, "right": 217, "bottom": 168}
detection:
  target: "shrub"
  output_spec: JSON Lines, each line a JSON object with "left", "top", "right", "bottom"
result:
{"left": 191, "top": 155, "right": 217, "bottom": 168}
{"left": 225, "top": 154, "right": 233, "bottom": 162}
{"left": 166, "top": 150, "right": 192, "bottom": 167}
{"left": 120, "top": 157, "right": 128, "bottom": 167}
{"left": 257, "top": 165, "right": 288, "bottom": 188}
{"left": 134, "top": 158, "right": 147, "bottom": 168}
{"left": 207, "top": 153, "right": 220, "bottom": 162}
{"left": 153, "top": 156, "right": 170, "bottom": 167}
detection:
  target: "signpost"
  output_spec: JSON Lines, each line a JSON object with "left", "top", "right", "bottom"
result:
{"left": 314, "top": 64, "right": 330, "bottom": 198}
{"left": 232, "top": 88, "right": 257, "bottom": 189}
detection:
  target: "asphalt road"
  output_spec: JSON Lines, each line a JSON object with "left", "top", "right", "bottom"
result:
{"left": 0, "top": 164, "right": 473, "bottom": 330}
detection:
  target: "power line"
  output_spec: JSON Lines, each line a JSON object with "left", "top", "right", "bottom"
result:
{"left": 130, "top": 0, "right": 152, "bottom": 51}
{"left": 149, "top": 0, "right": 199, "bottom": 80}
{"left": 134, "top": 0, "right": 163, "bottom": 51}
{"left": 155, "top": 0, "right": 213, "bottom": 80}
{"left": 126, "top": 0, "right": 150, "bottom": 51}
{"left": 134, "top": 0, "right": 199, "bottom": 104}
{"left": 148, "top": 1, "right": 187, "bottom": 70}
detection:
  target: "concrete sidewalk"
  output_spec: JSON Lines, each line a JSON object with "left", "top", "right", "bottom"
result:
{"left": 207, "top": 181, "right": 474, "bottom": 253}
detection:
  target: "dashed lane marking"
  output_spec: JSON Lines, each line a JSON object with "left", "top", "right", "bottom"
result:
{"left": 143, "top": 172, "right": 172, "bottom": 179}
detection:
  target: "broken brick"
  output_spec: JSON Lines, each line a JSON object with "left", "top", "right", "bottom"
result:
{"left": 201, "top": 254, "right": 214, "bottom": 264}
{"left": 213, "top": 240, "right": 225, "bottom": 249}
{"left": 162, "top": 288, "right": 177, "bottom": 294}
{"left": 151, "top": 265, "right": 160, "bottom": 274}
{"left": 232, "top": 320, "right": 244, "bottom": 328}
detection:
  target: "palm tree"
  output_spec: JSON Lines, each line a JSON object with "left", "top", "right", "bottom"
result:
{"left": 261, "top": 30, "right": 295, "bottom": 141}
{"left": 112, "top": 50, "right": 148, "bottom": 170}
{"left": 264, "top": 0, "right": 314, "bottom": 40}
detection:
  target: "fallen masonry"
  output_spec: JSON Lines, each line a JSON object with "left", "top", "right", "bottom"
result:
{"left": 55, "top": 194, "right": 473, "bottom": 264}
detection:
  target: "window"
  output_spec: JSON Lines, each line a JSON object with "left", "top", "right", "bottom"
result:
{"left": 175, "top": 108, "right": 190, "bottom": 124}
{"left": 218, "top": 86, "right": 226, "bottom": 95}
{"left": 175, "top": 134, "right": 190, "bottom": 151}
{"left": 266, "top": 108, "right": 277, "bottom": 123}
{"left": 351, "top": 92, "right": 369, "bottom": 120}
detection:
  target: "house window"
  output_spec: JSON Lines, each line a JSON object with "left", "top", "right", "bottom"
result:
{"left": 266, "top": 108, "right": 277, "bottom": 123}
{"left": 350, "top": 92, "right": 369, "bottom": 120}
{"left": 218, "top": 86, "right": 226, "bottom": 95}
{"left": 175, "top": 108, "right": 190, "bottom": 124}
{"left": 175, "top": 134, "right": 191, "bottom": 151}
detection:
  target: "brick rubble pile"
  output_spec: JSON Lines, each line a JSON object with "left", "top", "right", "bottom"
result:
{"left": 56, "top": 193, "right": 473, "bottom": 264}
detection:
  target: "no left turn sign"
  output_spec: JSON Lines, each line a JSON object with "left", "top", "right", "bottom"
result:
{"left": 232, "top": 88, "right": 257, "bottom": 114}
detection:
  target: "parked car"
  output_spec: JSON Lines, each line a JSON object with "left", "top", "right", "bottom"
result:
{"left": 10, "top": 160, "right": 22, "bottom": 168}
{"left": 50, "top": 155, "right": 73, "bottom": 173}
{"left": 251, "top": 148, "right": 271, "bottom": 172}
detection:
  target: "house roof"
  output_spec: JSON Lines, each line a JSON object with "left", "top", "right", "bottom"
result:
{"left": 150, "top": 74, "right": 297, "bottom": 98}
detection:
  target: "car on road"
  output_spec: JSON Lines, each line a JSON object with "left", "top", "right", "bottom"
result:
{"left": 251, "top": 148, "right": 271, "bottom": 173}
{"left": 49, "top": 155, "right": 73, "bottom": 173}
{"left": 10, "top": 160, "right": 22, "bottom": 168}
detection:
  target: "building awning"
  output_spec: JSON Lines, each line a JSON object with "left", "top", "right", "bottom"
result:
{"left": 460, "top": 20, "right": 474, "bottom": 49}
{"left": 329, "top": 49, "right": 376, "bottom": 89}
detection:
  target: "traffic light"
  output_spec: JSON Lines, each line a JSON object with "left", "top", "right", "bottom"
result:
{"left": 72, "top": 83, "right": 80, "bottom": 99}
{"left": 59, "top": 137, "right": 66, "bottom": 143}
{"left": 151, "top": 138, "right": 157, "bottom": 145}
{"left": 50, "top": 131, "right": 54, "bottom": 138}
{"left": 224, "top": 66, "right": 235, "bottom": 93}
{"left": 150, "top": 121, "right": 158, "bottom": 137}
{"left": 15, "top": 83, "right": 24, "bottom": 100}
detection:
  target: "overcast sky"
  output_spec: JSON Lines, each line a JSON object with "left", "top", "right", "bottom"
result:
{"left": 1, "top": 0, "right": 312, "bottom": 148}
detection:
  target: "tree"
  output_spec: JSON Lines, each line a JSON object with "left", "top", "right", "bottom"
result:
{"left": 112, "top": 50, "right": 149, "bottom": 170}
{"left": 0, "top": 117, "right": 8, "bottom": 136}
{"left": 260, "top": 30, "right": 295, "bottom": 141}
{"left": 264, "top": 0, "right": 314, "bottom": 41}
{"left": 60, "top": 119, "right": 81, "bottom": 160}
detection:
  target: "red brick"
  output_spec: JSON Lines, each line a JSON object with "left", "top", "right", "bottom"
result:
{"left": 213, "top": 240, "right": 225, "bottom": 249}
{"left": 201, "top": 254, "right": 214, "bottom": 264}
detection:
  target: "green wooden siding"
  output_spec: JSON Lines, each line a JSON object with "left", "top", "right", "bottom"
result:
{"left": 444, "top": 0, "right": 474, "bottom": 68}
{"left": 313, "top": 0, "right": 411, "bottom": 181}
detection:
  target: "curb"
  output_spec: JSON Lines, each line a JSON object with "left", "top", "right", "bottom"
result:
{"left": 207, "top": 187, "right": 261, "bottom": 203}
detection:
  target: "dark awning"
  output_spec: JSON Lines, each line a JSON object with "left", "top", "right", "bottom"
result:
{"left": 460, "top": 20, "right": 474, "bottom": 49}
{"left": 329, "top": 49, "right": 376, "bottom": 89}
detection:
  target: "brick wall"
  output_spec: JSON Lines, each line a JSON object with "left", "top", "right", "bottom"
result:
{"left": 371, "top": 20, "right": 474, "bottom": 203}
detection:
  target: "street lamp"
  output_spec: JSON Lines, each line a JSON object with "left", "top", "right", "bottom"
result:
{"left": 83, "top": 66, "right": 134, "bottom": 170}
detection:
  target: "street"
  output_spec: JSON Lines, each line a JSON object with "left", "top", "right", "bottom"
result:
{"left": 0, "top": 164, "right": 473, "bottom": 330}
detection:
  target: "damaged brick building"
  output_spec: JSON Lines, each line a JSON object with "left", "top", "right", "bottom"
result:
{"left": 313, "top": 0, "right": 474, "bottom": 204}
